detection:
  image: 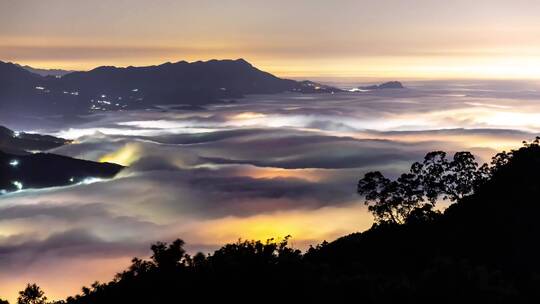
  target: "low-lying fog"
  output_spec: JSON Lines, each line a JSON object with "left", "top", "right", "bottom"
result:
{"left": 1, "top": 79, "right": 540, "bottom": 300}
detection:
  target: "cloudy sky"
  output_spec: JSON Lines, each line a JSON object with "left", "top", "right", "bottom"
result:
{"left": 3, "top": 0, "right": 540, "bottom": 78}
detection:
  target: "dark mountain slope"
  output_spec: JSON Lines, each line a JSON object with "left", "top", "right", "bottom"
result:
{"left": 0, "top": 59, "right": 342, "bottom": 115}
{"left": 0, "top": 125, "right": 69, "bottom": 154}
{"left": 311, "top": 142, "right": 540, "bottom": 302}
{"left": 0, "top": 150, "right": 123, "bottom": 192}
{"left": 0, "top": 126, "right": 123, "bottom": 194}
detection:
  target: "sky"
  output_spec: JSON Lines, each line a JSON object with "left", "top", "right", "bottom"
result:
{"left": 2, "top": 0, "right": 540, "bottom": 78}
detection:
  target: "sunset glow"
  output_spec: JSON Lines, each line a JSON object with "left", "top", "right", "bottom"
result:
{"left": 3, "top": 0, "right": 540, "bottom": 79}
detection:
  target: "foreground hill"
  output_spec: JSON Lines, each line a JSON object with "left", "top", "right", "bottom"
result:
{"left": 0, "top": 59, "right": 341, "bottom": 115}
{"left": 10, "top": 140, "right": 539, "bottom": 303}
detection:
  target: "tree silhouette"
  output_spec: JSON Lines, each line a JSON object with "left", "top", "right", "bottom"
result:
{"left": 17, "top": 284, "right": 47, "bottom": 304}
{"left": 0, "top": 298, "right": 9, "bottom": 304}
{"left": 358, "top": 151, "right": 490, "bottom": 224}
{"left": 150, "top": 239, "right": 186, "bottom": 269}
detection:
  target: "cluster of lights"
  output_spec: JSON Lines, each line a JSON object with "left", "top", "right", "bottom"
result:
{"left": 0, "top": 176, "right": 102, "bottom": 196}
{"left": 12, "top": 181, "right": 23, "bottom": 191}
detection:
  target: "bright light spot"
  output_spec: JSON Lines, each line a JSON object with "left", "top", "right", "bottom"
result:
{"left": 230, "top": 112, "right": 267, "bottom": 120}
{"left": 12, "top": 181, "right": 23, "bottom": 191}
{"left": 348, "top": 88, "right": 369, "bottom": 92}
{"left": 99, "top": 143, "right": 142, "bottom": 166}
{"left": 191, "top": 202, "right": 371, "bottom": 248}
{"left": 9, "top": 160, "right": 19, "bottom": 167}
{"left": 53, "top": 127, "right": 166, "bottom": 139}
{"left": 69, "top": 177, "right": 75, "bottom": 183}
{"left": 80, "top": 177, "right": 104, "bottom": 185}
{"left": 35, "top": 86, "right": 45, "bottom": 90}
{"left": 13, "top": 131, "right": 20, "bottom": 138}
{"left": 118, "top": 120, "right": 191, "bottom": 129}
{"left": 132, "top": 88, "right": 139, "bottom": 92}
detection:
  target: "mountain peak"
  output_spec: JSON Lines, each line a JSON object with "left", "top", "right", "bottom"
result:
{"left": 234, "top": 58, "right": 251, "bottom": 65}
{"left": 360, "top": 81, "right": 404, "bottom": 90}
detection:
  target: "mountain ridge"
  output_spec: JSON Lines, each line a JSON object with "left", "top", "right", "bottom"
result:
{"left": 14, "top": 63, "right": 76, "bottom": 77}
{"left": 0, "top": 58, "right": 342, "bottom": 115}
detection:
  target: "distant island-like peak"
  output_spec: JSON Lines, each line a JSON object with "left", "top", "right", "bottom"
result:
{"left": 360, "top": 81, "right": 404, "bottom": 90}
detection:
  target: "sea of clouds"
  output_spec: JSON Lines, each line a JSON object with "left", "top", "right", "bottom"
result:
{"left": 1, "top": 80, "right": 540, "bottom": 299}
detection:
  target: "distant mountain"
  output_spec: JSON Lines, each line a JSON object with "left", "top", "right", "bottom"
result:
{"left": 296, "top": 80, "right": 342, "bottom": 93}
{"left": 0, "top": 59, "right": 342, "bottom": 115}
{"left": 15, "top": 63, "right": 76, "bottom": 77}
{"left": 360, "top": 81, "right": 404, "bottom": 90}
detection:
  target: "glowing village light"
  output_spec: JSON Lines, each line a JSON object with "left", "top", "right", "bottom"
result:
{"left": 13, "top": 131, "right": 20, "bottom": 138}
{"left": 9, "top": 159, "right": 19, "bottom": 167}
{"left": 80, "top": 177, "right": 104, "bottom": 185}
{"left": 12, "top": 181, "right": 23, "bottom": 191}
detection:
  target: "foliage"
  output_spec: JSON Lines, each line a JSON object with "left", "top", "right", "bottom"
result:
{"left": 17, "top": 284, "right": 47, "bottom": 304}
{"left": 358, "top": 151, "right": 491, "bottom": 224}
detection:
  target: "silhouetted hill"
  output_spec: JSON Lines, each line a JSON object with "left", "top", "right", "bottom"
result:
{"left": 25, "top": 141, "right": 540, "bottom": 304}
{"left": 0, "top": 61, "right": 63, "bottom": 114}
{"left": 0, "top": 59, "right": 342, "bottom": 115}
{"left": 360, "top": 81, "right": 404, "bottom": 90}
{"left": 0, "top": 125, "right": 69, "bottom": 154}
{"left": 296, "top": 80, "right": 343, "bottom": 93}
{"left": 0, "top": 126, "right": 122, "bottom": 194}
{"left": 0, "top": 150, "right": 123, "bottom": 193}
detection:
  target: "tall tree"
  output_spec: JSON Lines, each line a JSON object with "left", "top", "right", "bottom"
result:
{"left": 17, "top": 284, "right": 47, "bottom": 304}
{"left": 358, "top": 151, "right": 489, "bottom": 224}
